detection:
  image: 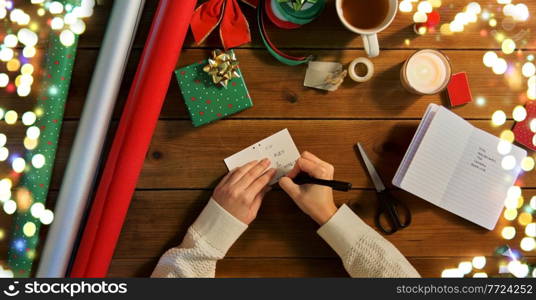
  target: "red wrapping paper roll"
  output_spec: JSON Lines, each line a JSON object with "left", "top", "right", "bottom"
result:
{"left": 70, "top": 0, "right": 198, "bottom": 277}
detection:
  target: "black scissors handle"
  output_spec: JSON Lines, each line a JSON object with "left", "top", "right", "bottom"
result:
{"left": 374, "top": 190, "right": 412, "bottom": 235}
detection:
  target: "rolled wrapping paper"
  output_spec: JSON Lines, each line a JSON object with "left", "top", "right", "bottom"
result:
{"left": 70, "top": 0, "right": 198, "bottom": 277}
{"left": 7, "top": 0, "right": 89, "bottom": 278}
{"left": 258, "top": 0, "right": 313, "bottom": 66}
{"left": 36, "top": 0, "right": 145, "bottom": 278}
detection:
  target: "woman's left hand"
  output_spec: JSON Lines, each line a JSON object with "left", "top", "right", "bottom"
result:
{"left": 212, "top": 158, "right": 276, "bottom": 224}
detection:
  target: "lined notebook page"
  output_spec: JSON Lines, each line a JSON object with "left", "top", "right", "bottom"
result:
{"left": 393, "top": 104, "right": 438, "bottom": 186}
{"left": 397, "top": 105, "right": 527, "bottom": 230}
{"left": 400, "top": 106, "right": 473, "bottom": 205}
{"left": 441, "top": 130, "right": 526, "bottom": 229}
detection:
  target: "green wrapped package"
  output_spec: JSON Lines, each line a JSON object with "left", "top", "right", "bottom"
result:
{"left": 175, "top": 55, "right": 253, "bottom": 127}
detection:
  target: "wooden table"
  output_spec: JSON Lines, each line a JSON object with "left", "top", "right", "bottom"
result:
{"left": 2, "top": 0, "right": 535, "bottom": 277}
{"left": 105, "top": 0, "right": 536, "bottom": 277}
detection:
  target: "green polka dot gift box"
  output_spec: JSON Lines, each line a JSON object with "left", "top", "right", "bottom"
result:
{"left": 175, "top": 55, "right": 253, "bottom": 127}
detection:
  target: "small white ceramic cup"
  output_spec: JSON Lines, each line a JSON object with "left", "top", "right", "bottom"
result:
{"left": 335, "top": 0, "right": 398, "bottom": 58}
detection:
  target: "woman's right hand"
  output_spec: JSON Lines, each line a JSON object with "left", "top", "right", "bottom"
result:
{"left": 278, "top": 152, "right": 338, "bottom": 225}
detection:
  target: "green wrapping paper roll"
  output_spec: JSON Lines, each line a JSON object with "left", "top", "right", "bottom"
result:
{"left": 7, "top": 0, "right": 83, "bottom": 277}
{"left": 36, "top": 0, "right": 145, "bottom": 278}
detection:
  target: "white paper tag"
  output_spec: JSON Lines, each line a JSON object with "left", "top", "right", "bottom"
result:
{"left": 304, "top": 61, "right": 346, "bottom": 91}
{"left": 224, "top": 129, "right": 300, "bottom": 185}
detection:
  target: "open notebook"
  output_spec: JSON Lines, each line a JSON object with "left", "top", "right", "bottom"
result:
{"left": 393, "top": 104, "right": 527, "bottom": 230}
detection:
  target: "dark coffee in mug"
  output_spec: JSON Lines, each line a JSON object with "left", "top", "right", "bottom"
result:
{"left": 342, "top": 0, "right": 390, "bottom": 29}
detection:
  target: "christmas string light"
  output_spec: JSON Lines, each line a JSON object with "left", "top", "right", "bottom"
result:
{"left": 0, "top": 0, "right": 95, "bottom": 278}
{"left": 482, "top": 1, "right": 535, "bottom": 278}
{"left": 398, "top": 1, "right": 536, "bottom": 278}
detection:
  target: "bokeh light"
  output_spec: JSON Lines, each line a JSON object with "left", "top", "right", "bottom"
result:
{"left": 0, "top": 0, "right": 96, "bottom": 276}
{"left": 503, "top": 208, "right": 518, "bottom": 221}
{"left": 472, "top": 256, "right": 486, "bottom": 269}
{"left": 518, "top": 212, "right": 533, "bottom": 226}
{"left": 513, "top": 106, "right": 527, "bottom": 122}
{"left": 12, "top": 157, "right": 26, "bottom": 173}
{"left": 508, "top": 260, "right": 529, "bottom": 278}
{"left": 520, "top": 237, "right": 535, "bottom": 251}
{"left": 501, "top": 155, "right": 516, "bottom": 170}
{"left": 40, "top": 209, "right": 54, "bottom": 225}
{"left": 525, "top": 223, "right": 536, "bottom": 237}
{"left": 492, "top": 110, "right": 507, "bottom": 126}
{"left": 502, "top": 226, "right": 516, "bottom": 240}
{"left": 30, "top": 202, "right": 45, "bottom": 219}
{"left": 492, "top": 58, "right": 508, "bottom": 75}
{"left": 22, "top": 222, "right": 36, "bottom": 238}
{"left": 501, "top": 39, "right": 516, "bottom": 54}
{"left": 497, "top": 140, "right": 512, "bottom": 155}
{"left": 458, "top": 261, "right": 472, "bottom": 275}
{"left": 521, "top": 157, "right": 535, "bottom": 171}
{"left": 522, "top": 62, "right": 536, "bottom": 77}
{"left": 500, "top": 130, "right": 515, "bottom": 142}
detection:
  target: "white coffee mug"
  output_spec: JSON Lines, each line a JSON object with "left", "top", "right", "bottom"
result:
{"left": 335, "top": 0, "right": 398, "bottom": 58}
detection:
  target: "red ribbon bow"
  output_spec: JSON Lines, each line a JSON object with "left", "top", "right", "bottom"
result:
{"left": 190, "top": 0, "right": 258, "bottom": 49}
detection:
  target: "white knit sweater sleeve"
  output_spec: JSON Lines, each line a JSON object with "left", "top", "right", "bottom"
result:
{"left": 151, "top": 200, "right": 419, "bottom": 278}
{"left": 151, "top": 198, "right": 247, "bottom": 278}
{"left": 317, "top": 204, "right": 420, "bottom": 278}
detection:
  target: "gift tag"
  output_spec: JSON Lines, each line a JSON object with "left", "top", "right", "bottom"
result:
{"left": 304, "top": 61, "right": 347, "bottom": 91}
{"left": 224, "top": 129, "right": 300, "bottom": 184}
{"left": 447, "top": 72, "right": 473, "bottom": 107}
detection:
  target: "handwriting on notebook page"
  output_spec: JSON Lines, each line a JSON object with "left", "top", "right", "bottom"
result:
{"left": 470, "top": 146, "right": 498, "bottom": 173}
{"left": 394, "top": 104, "right": 527, "bottom": 230}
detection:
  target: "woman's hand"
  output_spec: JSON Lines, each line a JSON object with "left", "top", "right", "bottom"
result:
{"left": 213, "top": 158, "right": 276, "bottom": 225}
{"left": 279, "top": 152, "right": 337, "bottom": 225}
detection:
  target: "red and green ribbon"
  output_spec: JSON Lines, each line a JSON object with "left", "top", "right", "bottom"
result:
{"left": 275, "top": 0, "right": 324, "bottom": 25}
{"left": 258, "top": 0, "right": 314, "bottom": 66}
{"left": 277, "top": 0, "right": 317, "bottom": 11}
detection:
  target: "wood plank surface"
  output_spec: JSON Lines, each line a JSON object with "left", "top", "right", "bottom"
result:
{"left": 21, "top": 119, "right": 529, "bottom": 191}
{"left": 112, "top": 190, "right": 536, "bottom": 259}
{"left": 79, "top": 1, "right": 536, "bottom": 50}
{"left": 138, "top": 119, "right": 535, "bottom": 189}
{"left": 30, "top": 48, "right": 535, "bottom": 120}
{"left": 89, "top": 0, "right": 536, "bottom": 278}
{"left": 2, "top": 119, "right": 533, "bottom": 272}
{"left": 4, "top": 0, "right": 536, "bottom": 278}
{"left": 167, "top": 49, "right": 535, "bottom": 119}
{"left": 109, "top": 189, "right": 535, "bottom": 278}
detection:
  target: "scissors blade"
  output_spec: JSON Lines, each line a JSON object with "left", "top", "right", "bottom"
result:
{"left": 357, "top": 143, "right": 386, "bottom": 192}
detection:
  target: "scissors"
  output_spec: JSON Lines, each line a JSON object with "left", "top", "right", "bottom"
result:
{"left": 356, "top": 143, "right": 411, "bottom": 235}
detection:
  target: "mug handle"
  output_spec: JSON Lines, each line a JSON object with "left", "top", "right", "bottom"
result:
{"left": 362, "top": 34, "right": 380, "bottom": 58}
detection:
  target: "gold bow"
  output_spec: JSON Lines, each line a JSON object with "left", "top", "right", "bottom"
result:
{"left": 203, "top": 50, "right": 241, "bottom": 88}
